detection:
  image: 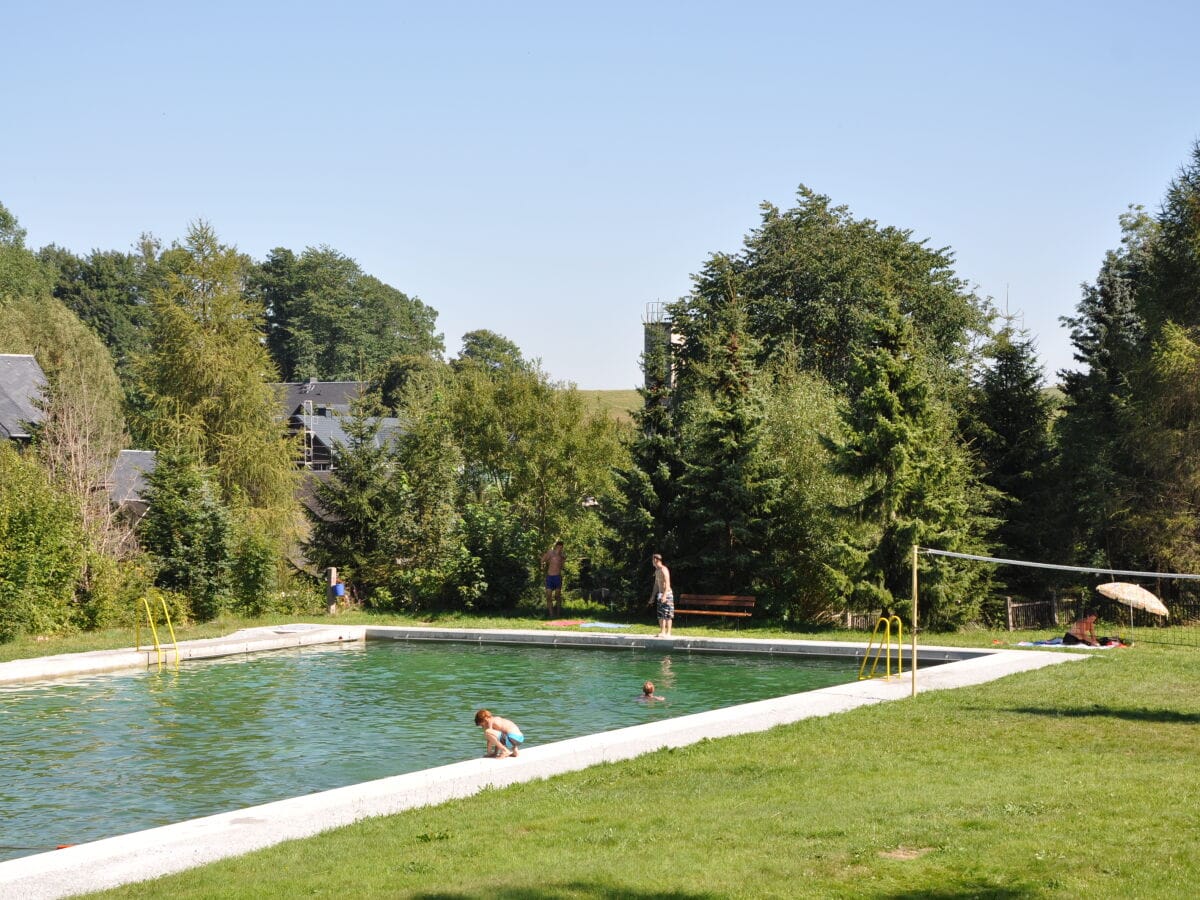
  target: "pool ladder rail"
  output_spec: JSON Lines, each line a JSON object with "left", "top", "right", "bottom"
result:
{"left": 858, "top": 615, "right": 904, "bottom": 681}
{"left": 135, "top": 596, "right": 181, "bottom": 671}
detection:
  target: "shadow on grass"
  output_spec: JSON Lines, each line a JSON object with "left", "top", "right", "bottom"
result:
{"left": 997, "top": 705, "right": 1200, "bottom": 724}
{"left": 875, "top": 884, "right": 1034, "bottom": 899}
{"left": 414, "top": 886, "right": 717, "bottom": 899}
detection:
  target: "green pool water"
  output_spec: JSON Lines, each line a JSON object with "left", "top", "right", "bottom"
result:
{"left": 0, "top": 639, "right": 860, "bottom": 861}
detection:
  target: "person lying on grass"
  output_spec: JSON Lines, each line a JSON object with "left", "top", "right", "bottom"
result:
{"left": 475, "top": 708, "right": 524, "bottom": 758}
{"left": 1063, "top": 610, "right": 1100, "bottom": 646}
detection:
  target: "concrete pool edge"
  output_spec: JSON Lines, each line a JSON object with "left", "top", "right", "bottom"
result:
{"left": 0, "top": 624, "right": 367, "bottom": 685}
{"left": 0, "top": 629, "right": 1086, "bottom": 899}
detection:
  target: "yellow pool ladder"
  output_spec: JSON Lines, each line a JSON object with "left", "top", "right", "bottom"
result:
{"left": 135, "top": 596, "right": 180, "bottom": 671}
{"left": 858, "top": 615, "right": 904, "bottom": 681}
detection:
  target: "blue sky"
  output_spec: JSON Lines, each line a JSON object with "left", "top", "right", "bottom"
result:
{"left": 3, "top": 1, "right": 1198, "bottom": 388}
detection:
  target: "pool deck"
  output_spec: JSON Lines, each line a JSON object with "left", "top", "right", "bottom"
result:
{"left": 0, "top": 625, "right": 1086, "bottom": 899}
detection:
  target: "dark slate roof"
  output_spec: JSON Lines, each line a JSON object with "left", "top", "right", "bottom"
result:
{"left": 304, "top": 414, "right": 404, "bottom": 452}
{"left": 107, "top": 450, "right": 158, "bottom": 505}
{"left": 0, "top": 354, "right": 47, "bottom": 440}
{"left": 274, "top": 380, "right": 366, "bottom": 418}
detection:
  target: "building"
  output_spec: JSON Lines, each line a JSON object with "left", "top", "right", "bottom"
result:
{"left": 0, "top": 353, "right": 47, "bottom": 443}
{"left": 642, "top": 302, "right": 680, "bottom": 391}
{"left": 105, "top": 449, "right": 157, "bottom": 521}
{"left": 275, "top": 378, "right": 404, "bottom": 471}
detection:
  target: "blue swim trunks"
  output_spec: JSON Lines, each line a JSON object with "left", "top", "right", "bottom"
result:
{"left": 545, "top": 574, "right": 562, "bottom": 590}
{"left": 502, "top": 731, "right": 525, "bottom": 749}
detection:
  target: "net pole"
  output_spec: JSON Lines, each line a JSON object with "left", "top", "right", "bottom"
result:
{"left": 911, "top": 543, "right": 918, "bottom": 698}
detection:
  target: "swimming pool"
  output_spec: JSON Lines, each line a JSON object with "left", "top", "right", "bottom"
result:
{"left": 0, "top": 637, "right": 863, "bottom": 862}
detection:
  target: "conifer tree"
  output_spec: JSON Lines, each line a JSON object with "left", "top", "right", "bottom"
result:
{"left": 606, "top": 321, "right": 684, "bottom": 605}
{"left": 138, "top": 451, "right": 233, "bottom": 621}
{"left": 1124, "top": 143, "right": 1200, "bottom": 574}
{"left": 968, "top": 320, "right": 1058, "bottom": 597}
{"left": 304, "top": 406, "right": 412, "bottom": 602}
{"left": 826, "top": 295, "right": 995, "bottom": 627}
{"left": 1056, "top": 208, "right": 1154, "bottom": 569}
{"left": 672, "top": 298, "right": 780, "bottom": 595}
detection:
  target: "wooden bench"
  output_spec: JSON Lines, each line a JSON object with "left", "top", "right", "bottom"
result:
{"left": 675, "top": 594, "right": 756, "bottom": 627}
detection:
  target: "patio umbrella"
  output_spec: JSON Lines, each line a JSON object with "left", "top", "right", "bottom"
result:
{"left": 1096, "top": 582, "right": 1169, "bottom": 617}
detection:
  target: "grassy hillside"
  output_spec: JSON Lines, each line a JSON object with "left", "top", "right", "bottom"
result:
{"left": 578, "top": 388, "right": 641, "bottom": 424}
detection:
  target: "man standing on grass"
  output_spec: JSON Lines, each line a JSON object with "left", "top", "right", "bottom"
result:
{"left": 540, "top": 540, "right": 565, "bottom": 617}
{"left": 650, "top": 553, "right": 674, "bottom": 637}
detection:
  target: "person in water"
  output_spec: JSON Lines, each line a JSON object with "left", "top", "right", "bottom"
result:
{"left": 638, "top": 680, "right": 665, "bottom": 702}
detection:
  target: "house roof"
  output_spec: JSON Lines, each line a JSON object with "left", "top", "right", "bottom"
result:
{"left": 274, "top": 380, "right": 365, "bottom": 418}
{"left": 0, "top": 354, "right": 47, "bottom": 440}
{"left": 303, "top": 414, "right": 404, "bottom": 452}
{"left": 107, "top": 450, "right": 158, "bottom": 505}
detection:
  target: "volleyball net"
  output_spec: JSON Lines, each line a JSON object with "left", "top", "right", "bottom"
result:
{"left": 920, "top": 548, "right": 1200, "bottom": 647}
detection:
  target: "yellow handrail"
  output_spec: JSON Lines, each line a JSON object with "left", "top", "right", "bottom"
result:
{"left": 159, "top": 596, "right": 180, "bottom": 669}
{"left": 858, "top": 615, "right": 904, "bottom": 681}
{"left": 138, "top": 597, "right": 163, "bottom": 671}
{"left": 135, "top": 596, "right": 181, "bottom": 671}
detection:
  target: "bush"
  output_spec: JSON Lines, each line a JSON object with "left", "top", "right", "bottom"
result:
{"left": 75, "top": 553, "right": 155, "bottom": 630}
{"left": 231, "top": 525, "right": 279, "bottom": 616}
{"left": 454, "top": 501, "right": 538, "bottom": 611}
{"left": 0, "top": 443, "right": 86, "bottom": 641}
{"left": 137, "top": 452, "right": 233, "bottom": 621}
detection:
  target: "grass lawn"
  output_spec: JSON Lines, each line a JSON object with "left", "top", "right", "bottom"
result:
{"left": 34, "top": 611, "right": 1191, "bottom": 899}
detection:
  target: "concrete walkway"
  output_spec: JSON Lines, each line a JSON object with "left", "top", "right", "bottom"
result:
{"left": 0, "top": 628, "right": 1085, "bottom": 899}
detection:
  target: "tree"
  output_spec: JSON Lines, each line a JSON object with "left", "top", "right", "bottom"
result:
{"left": 672, "top": 294, "right": 780, "bottom": 596}
{"left": 757, "top": 355, "right": 850, "bottom": 622}
{"left": 825, "top": 295, "right": 995, "bottom": 627}
{"left": 0, "top": 442, "right": 87, "bottom": 640}
{"left": 252, "top": 246, "right": 443, "bottom": 382}
{"left": 671, "top": 187, "right": 986, "bottom": 389}
{"left": 452, "top": 329, "right": 529, "bottom": 375}
{"left": 135, "top": 222, "right": 299, "bottom": 554}
{"left": 456, "top": 499, "right": 538, "bottom": 610}
{"left": 447, "top": 363, "right": 622, "bottom": 547}
{"left": 1055, "top": 208, "right": 1155, "bottom": 570}
{"left": 606, "top": 325, "right": 684, "bottom": 606}
{"left": 388, "top": 382, "right": 470, "bottom": 608}
{"left": 1, "top": 289, "right": 130, "bottom": 544}
{"left": 304, "top": 406, "right": 413, "bottom": 604}
{"left": 0, "top": 201, "right": 51, "bottom": 301}
{"left": 967, "top": 320, "right": 1058, "bottom": 598}
{"left": 374, "top": 353, "right": 449, "bottom": 411}
{"left": 1120, "top": 143, "right": 1200, "bottom": 576}
{"left": 41, "top": 245, "right": 157, "bottom": 381}
{"left": 137, "top": 451, "right": 233, "bottom": 621}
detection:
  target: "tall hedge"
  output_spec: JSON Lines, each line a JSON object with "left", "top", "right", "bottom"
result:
{"left": 0, "top": 443, "right": 86, "bottom": 640}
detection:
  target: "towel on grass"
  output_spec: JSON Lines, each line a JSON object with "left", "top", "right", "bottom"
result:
{"left": 579, "top": 621, "right": 631, "bottom": 629}
{"left": 546, "top": 619, "right": 587, "bottom": 626}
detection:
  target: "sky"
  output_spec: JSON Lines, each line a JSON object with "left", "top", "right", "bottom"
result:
{"left": 3, "top": 1, "right": 1198, "bottom": 389}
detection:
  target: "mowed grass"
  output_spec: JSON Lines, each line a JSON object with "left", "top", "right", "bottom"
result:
{"left": 77, "top": 633, "right": 1200, "bottom": 899}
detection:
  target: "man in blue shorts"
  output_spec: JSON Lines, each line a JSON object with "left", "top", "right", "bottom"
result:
{"left": 540, "top": 540, "right": 565, "bottom": 617}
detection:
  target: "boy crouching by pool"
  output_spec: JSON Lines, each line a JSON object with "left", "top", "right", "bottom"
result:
{"left": 475, "top": 708, "right": 524, "bottom": 758}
